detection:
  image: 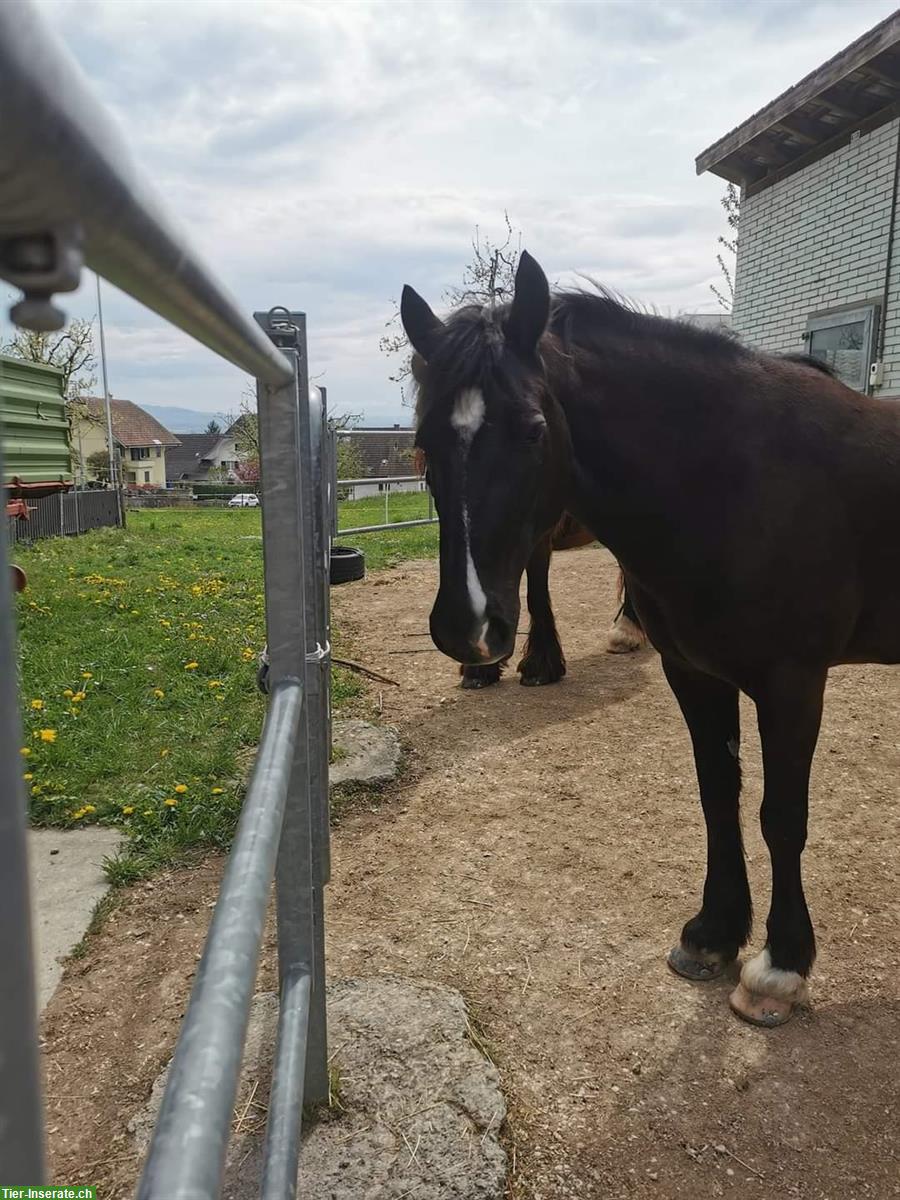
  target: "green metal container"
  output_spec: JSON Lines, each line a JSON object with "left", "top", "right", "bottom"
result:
{"left": 0, "top": 354, "right": 72, "bottom": 486}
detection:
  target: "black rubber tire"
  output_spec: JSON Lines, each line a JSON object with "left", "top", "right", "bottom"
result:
{"left": 256, "top": 660, "right": 270, "bottom": 695}
{"left": 330, "top": 544, "right": 365, "bottom": 585}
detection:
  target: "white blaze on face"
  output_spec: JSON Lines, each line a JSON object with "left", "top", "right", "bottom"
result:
{"left": 450, "top": 388, "right": 488, "bottom": 639}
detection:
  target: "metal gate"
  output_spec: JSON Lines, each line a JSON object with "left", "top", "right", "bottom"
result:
{"left": 0, "top": 4, "right": 330, "bottom": 1196}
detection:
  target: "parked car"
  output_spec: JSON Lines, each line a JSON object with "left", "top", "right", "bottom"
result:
{"left": 228, "top": 493, "right": 260, "bottom": 508}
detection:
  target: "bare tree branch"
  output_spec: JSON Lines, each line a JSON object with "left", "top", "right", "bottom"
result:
{"left": 380, "top": 213, "right": 524, "bottom": 405}
{"left": 710, "top": 184, "right": 740, "bottom": 312}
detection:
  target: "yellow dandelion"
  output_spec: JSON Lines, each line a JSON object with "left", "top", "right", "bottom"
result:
{"left": 23, "top": 772, "right": 33, "bottom": 781}
{"left": 63, "top": 688, "right": 74, "bottom": 699}
{"left": 241, "top": 647, "right": 255, "bottom": 661}
{"left": 122, "top": 805, "right": 135, "bottom": 815}
{"left": 174, "top": 783, "right": 188, "bottom": 794}
{"left": 160, "top": 619, "right": 171, "bottom": 628}
{"left": 83, "top": 804, "right": 96, "bottom": 814}
{"left": 211, "top": 787, "right": 224, "bottom": 795}
{"left": 153, "top": 688, "right": 165, "bottom": 699}
{"left": 38, "top": 729, "right": 57, "bottom": 743}
{"left": 207, "top": 680, "right": 223, "bottom": 689}
{"left": 31, "top": 785, "right": 42, "bottom": 795}
{"left": 20, "top": 747, "right": 31, "bottom": 757}
{"left": 72, "top": 808, "right": 86, "bottom": 820}
{"left": 160, "top": 748, "right": 171, "bottom": 758}
{"left": 72, "top": 691, "right": 86, "bottom": 703}
{"left": 143, "top": 808, "right": 153, "bottom": 815}
{"left": 185, "top": 661, "right": 199, "bottom": 670}
{"left": 30, "top": 699, "right": 45, "bottom": 710}
{"left": 164, "top": 797, "right": 177, "bottom": 807}
{"left": 82, "top": 671, "right": 93, "bottom": 679}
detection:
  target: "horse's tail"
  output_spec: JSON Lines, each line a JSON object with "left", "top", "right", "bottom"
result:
{"left": 607, "top": 566, "right": 647, "bottom": 653}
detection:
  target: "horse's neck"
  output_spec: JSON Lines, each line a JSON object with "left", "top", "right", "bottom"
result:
{"left": 549, "top": 347, "right": 734, "bottom": 569}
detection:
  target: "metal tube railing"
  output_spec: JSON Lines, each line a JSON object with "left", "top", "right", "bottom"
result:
{"left": 338, "top": 474, "right": 424, "bottom": 487}
{"left": 340, "top": 517, "right": 439, "bottom": 536}
{"left": 0, "top": 445, "right": 45, "bottom": 1182}
{"left": 0, "top": 1, "right": 292, "bottom": 389}
{"left": 136, "top": 679, "right": 303, "bottom": 1200}
{"left": 1, "top": 6, "right": 333, "bottom": 1197}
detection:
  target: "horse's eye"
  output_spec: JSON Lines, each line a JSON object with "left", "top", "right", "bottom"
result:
{"left": 523, "top": 420, "right": 546, "bottom": 444}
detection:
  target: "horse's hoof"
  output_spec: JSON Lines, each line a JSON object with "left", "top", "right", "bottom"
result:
{"left": 606, "top": 616, "right": 645, "bottom": 654}
{"left": 461, "top": 667, "right": 501, "bottom": 690}
{"left": 728, "top": 982, "right": 795, "bottom": 1028}
{"left": 667, "top": 944, "right": 731, "bottom": 982}
{"left": 517, "top": 657, "right": 565, "bottom": 686}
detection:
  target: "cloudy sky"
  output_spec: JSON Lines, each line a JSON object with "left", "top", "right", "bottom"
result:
{"left": 13, "top": 0, "right": 899, "bottom": 426}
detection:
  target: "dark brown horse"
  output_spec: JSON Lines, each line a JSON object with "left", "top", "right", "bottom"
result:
{"left": 401, "top": 251, "right": 900, "bottom": 1027}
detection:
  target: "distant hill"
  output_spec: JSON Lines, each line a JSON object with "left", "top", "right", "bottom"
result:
{"left": 141, "top": 404, "right": 231, "bottom": 434}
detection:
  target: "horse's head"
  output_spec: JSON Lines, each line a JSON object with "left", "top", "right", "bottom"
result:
{"left": 401, "top": 251, "right": 567, "bottom": 667}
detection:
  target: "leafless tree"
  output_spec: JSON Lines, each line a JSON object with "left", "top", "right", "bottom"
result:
{"left": 710, "top": 184, "right": 740, "bottom": 312}
{"left": 380, "top": 213, "right": 523, "bottom": 402}
{"left": 229, "top": 386, "right": 364, "bottom": 479}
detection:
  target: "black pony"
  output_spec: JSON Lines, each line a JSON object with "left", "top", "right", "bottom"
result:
{"left": 402, "top": 251, "right": 900, "bottom": 1027}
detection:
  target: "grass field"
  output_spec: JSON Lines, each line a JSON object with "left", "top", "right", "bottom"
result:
{"left": 337, "top": 488, "right": 438, "bottom": 568}
{"left": 14, "top": 500, "right": 437, "bottom": 880}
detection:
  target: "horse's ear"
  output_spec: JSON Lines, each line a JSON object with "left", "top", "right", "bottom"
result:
{"left": 506, "top": 250, "right": 550, "bottom": 357}
{"left": 401, "top": 285, "right": 444, "bottom": 363}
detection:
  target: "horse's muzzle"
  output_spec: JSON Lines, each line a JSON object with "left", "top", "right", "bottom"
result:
{"left": 429, "top": 610, "right": 515, "bottom": 667}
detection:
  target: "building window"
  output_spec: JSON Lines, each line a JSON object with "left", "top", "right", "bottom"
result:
{"left": 130, "top": 447, "right": 151, "bottom": 461}
{"left": 805, "top": 306, "right": 877, "bottom": 392}
{"left": 144, "top": 471, "right": 151, "bottom": 483}
{"left": 155, "top": 446, "right": 161, "bottom": 457}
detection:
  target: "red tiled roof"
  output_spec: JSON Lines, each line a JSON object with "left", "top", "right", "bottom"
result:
{"left": 83, "top": 398, "right": 180, "bottom": 448}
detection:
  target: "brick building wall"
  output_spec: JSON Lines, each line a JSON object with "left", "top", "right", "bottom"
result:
{"left": 732, "top": 117, "right": 900, "bottom": 395}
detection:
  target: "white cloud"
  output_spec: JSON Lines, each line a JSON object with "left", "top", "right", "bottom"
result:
{"left": 24, "top": 0, "right": 900, "bottom": 423}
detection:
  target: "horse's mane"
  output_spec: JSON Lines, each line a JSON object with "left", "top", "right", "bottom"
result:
{"left": 779, "top": 352, "right": 837, "bottom": 377}
{"left": 548, "top": 287, "right": 747, "bottom": 361}
{"left": 415, "top": 286, "right": 831, "bottom": 428}
{"left": 414, "top": 303, "right": 536, "bottom": 424}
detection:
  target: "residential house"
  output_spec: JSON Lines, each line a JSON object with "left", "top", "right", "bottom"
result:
{"left": 697, "top": 12, "right": 900, "bottom": 394}
{"left": 336, "top": 425, "right": 422, "bottom": 499}
{"left": 165, "top": 433, "right": 238, "bottom": 485}
{"left": 75, "top": 398, "right": 180, "bottom": 486}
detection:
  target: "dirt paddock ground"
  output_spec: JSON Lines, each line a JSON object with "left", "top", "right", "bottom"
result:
{"left": 44, "top": 545, "right": 900, "bottom": 1198}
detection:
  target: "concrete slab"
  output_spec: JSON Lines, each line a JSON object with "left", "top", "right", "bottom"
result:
{"left": 331, "top": 718, "right": 401, "bottom": 788}
{"left": 131, "top": 977, "right": 507, "bottom": 1199}
{"left": 29, "top": 828, "right": 122, "bottom": 1010}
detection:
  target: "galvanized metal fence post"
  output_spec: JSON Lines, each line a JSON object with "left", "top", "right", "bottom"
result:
{"left": 0, "top": 443, "right": 46, "bottom": 1184}
{"left": 254, "top": 311, "right": 329, "bottom": 1200}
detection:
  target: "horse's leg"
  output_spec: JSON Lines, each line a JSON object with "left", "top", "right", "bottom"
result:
{"left": 663, "top": 657, "right": 751, "bottom": 981}
{"left": 517, "top": 534, "right": 566, "bottom": 686}
{"left": 460, "top": 660, "right": 505, "bottom": 689}
{"left": 606, "top": 572, "right": 646, "bottom": 653}
{"left": 729, "top": 665, "right": 825, "bottom": 1027}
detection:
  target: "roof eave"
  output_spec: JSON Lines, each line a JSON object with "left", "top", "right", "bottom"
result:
{"left": 696, "top": 12, "right": 900, "bottom": 183}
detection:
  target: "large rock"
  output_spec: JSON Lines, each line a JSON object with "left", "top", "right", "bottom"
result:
{"left": 132, "top": 977, "right": 507, "bottom": 1200}
{"left": 331, "top": 718, "right": 401, "bottom": 788}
